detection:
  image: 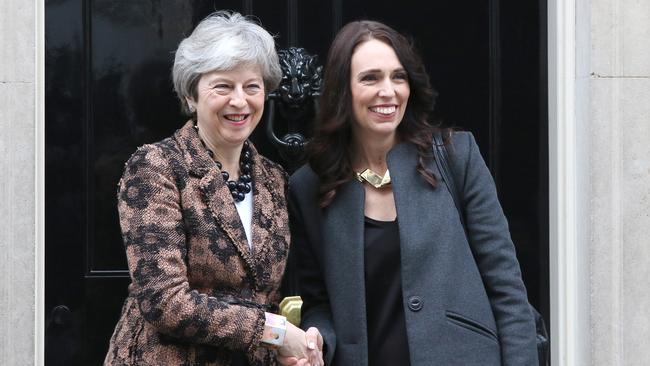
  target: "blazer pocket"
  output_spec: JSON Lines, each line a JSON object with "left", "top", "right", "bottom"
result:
{"left": 445, "top": 310, "right": 499, "bottom": 343}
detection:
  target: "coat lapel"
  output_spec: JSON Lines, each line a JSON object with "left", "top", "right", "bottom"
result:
{"left": 387, "top": 143, "right": 446, "bottom": 290}
{"left": 322, "top": 178, "right": 368, "bottom": 339}
{"left": 199, "top": 170, "right": 254, "bottom": 261}
{"left": 249, "top": 153, "right": 290, "bottom": 289}
{"left": 174, "top": 122, "right": 257, "bottom": 281}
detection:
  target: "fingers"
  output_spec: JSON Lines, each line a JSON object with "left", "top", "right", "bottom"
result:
{"left": 305, "top": 327, "right": 321, "bottom": 351}
{"left": 305, "top": 327, "right": 324, "bottom": 366}
{"left": 304, "top": 327, "right": 324, "bottom": 366}
{"left": 279, "top": 323, "right": 323, "bottom": 365}
{"left": 308, "top": 346, "right": 323, "bottom": 366}
{"left": 278, "top": 357, "right": 310, "bottom": 366}
{"left": 317, "top": 331, "right": 323, "bottom": 351}
{"left": 277, "top": 356, "right": 300, "bottom": 365}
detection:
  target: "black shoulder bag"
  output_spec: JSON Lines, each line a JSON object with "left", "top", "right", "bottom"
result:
{"left": 432, "top": 133, "right": 549, "bottom": 366}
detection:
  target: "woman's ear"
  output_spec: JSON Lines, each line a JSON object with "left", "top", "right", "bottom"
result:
{"left": 185, "top": 97, "right": 196, "bottom": 113}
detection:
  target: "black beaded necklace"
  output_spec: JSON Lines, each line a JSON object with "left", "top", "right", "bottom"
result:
{"left": 195, "top": 124, "right": 253, "bottom": 202}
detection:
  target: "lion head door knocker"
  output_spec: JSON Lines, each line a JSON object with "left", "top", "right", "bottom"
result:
{"left": 265, "top": 47, "right": 322, "bottom": 169}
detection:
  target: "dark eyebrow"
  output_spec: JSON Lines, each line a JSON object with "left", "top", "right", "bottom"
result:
{"left": 358, "top": 69, "right": 381, "bottom": 75}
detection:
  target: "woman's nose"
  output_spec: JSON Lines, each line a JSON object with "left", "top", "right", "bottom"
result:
{"left": 377, "top": 78, "right": 396, "bottom": 98}
{"left": 229, "top": 88, "right": 247, "bottom": 108}
{"left": 378, "top": 85, "right": 396, "bottom": 98}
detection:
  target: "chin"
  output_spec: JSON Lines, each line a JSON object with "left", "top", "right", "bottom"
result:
{"left": 223, "top": 133, "right": 251, "bottom": 146}
{"left": 373, "top": 124, "right": 400, "bottom": 135}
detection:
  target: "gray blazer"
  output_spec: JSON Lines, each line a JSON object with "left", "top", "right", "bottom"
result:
{"left": 289, "top": 132, "right": 538, "bottom": 366}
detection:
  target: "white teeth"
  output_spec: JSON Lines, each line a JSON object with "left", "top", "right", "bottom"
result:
{"left": 370, "top": 106, "right": 396, "bottom": 115}
{"left": 226, "top": 114, "right": 247, "bottom": 121}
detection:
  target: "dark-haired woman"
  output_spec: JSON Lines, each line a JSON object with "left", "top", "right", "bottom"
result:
{"left": 287, "top": 20, "right": 538, "bottom": 365}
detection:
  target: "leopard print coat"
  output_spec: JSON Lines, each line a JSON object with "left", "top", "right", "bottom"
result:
{"left": 104, "top": 121, "right": 290, "bottom": 365}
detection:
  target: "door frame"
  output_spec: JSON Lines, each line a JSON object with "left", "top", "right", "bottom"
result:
{"left": 548, "top": 0, "right": 591, "bottom": 365}
{"left": 34, "top": 1, "right": 588, "bottom": 364}
{"left": 36, "top": 0, "right": 45, "bottom": 364}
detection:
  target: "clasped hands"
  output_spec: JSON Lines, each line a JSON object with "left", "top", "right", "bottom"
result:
{"left": 277, "top": 322, "right": 324, "bottom": 366}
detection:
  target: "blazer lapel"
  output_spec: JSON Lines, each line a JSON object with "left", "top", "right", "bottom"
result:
{"left": 199, "top": 170, "right": 254, "bottom": 260}
{"left": 387, "top": 143, "right": 446, "bottom": 288}
{"left": 322, "top": 178, "right": 368, "bottom": 341}
{"left": 249, "top": 151, "right": 290, "bottom": 290}
{"left": 174, "top": 122, "right": 256, "bottom": 279}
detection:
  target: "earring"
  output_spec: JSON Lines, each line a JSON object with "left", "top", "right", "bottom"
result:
{"left": 188, "top": 104, "right": 195, "bottom": 113}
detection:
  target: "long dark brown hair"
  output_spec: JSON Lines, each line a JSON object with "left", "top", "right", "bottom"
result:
{"left": 308, "top": 20, "right": 444, "bottom": 207}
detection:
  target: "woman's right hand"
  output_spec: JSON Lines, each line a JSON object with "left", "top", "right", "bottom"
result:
{"left": 277, "top": 323, "right": 324, "bottom": 366}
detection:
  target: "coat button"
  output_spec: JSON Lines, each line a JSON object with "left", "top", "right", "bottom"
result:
{"left": 407, "top": 296, "right": 423, "bottom": 311}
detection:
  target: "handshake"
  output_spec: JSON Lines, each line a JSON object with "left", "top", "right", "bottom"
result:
{"left": 263, "top": 312, "right": 324, "bottom": 366}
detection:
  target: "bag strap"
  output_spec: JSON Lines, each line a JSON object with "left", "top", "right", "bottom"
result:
{"left": 432, "top": 132, "right": 466, "bottom": 231}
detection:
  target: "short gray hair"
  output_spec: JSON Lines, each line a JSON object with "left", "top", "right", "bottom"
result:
{"left": 172, "top": 11, "right": 282, "bottom": 114}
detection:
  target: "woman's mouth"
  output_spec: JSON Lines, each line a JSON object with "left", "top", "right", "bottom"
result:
{"left": 369, "top": 105, "right": 397, "bottom": 116}
{"left": 224, "top": 114, "right": 250, "bottom": 124}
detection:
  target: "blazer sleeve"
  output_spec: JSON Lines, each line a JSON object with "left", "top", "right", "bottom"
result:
{"left": 452, "top": 132, "right": 539, "bottom": 366}
{"left": 117, "top": 144, "right": 265, "bottom": 353}
{"left": 288, "top": 178, "right": 337, "bottom": 364}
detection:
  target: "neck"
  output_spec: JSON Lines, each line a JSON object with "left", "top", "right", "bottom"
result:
{"left": 352, "top": 132, "right": 398, "bottom": 174}
{"left": 197, "top": 124, "right": 243, "bottom": 177}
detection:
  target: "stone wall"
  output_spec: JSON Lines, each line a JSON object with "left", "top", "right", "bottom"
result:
{"left": 0, "top": 0, "right": 37, "bottom": 365}
{"left": 589, "top": 0, "right": 650, "bottom": 364}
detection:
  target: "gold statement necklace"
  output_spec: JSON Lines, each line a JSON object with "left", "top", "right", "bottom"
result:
{"left": 356, "top": 168, "right": 391, "bottom": 189}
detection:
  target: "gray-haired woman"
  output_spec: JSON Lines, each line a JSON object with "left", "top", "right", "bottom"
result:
{"left": 104, "top": 11, "right": 323, "bottom": 366}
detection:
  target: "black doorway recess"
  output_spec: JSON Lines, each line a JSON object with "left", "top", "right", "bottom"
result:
{"left": 45, "top": 0, "right": 548, "bottom": 363}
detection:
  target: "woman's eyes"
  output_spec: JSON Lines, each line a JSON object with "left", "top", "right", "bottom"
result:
{"left": 213, "top": 84, "right": 231, "bottom": 91}
{"left": 212, "top": 83, "right": 262, "bottom": 93}
{"left": 360, "top": 72, "right": 408, "bottom": 83}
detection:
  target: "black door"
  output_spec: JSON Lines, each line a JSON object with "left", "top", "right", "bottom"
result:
{"left": 45, "top": 1, "right": 548, "bottom": 364}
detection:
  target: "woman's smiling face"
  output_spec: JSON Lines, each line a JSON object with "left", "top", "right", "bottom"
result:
{"left": 349, "top": 39, "right": 410, "bottom": 140}
{"left": 189, "top": 65, "right": 265, "bottom": 147}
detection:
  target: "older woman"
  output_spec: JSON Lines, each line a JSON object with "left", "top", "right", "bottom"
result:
{"left": 289, "top": 20, "right": 538, "bottom": 365}
{"left": 105, "top": 11, "right": 322, "bottom": 366}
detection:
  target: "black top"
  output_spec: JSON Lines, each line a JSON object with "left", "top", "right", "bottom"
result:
{"left": 364, "top": 216, "right": 411, "bottom": 366}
